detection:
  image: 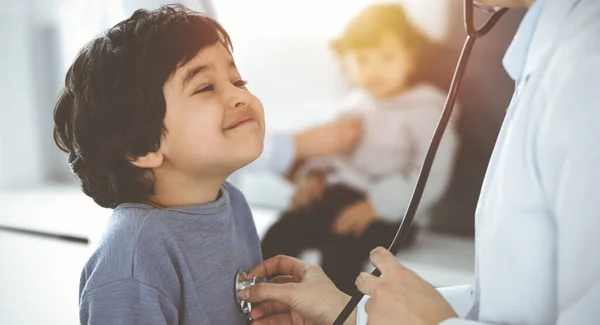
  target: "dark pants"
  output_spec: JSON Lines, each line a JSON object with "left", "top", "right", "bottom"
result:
{"left": 261, "top": 184, "right": 418, "bottom": 294}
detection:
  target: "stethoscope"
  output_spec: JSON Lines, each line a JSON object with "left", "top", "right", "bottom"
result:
{"left": 235, "top": 0, "right": 510, "bottom": 323}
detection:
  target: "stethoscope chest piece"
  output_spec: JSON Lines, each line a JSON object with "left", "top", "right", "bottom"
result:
{"left": 235, "top": 269, "right": 266, "bottom": 314}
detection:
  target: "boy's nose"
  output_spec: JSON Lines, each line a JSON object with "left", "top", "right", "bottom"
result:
{"left": 225, "top": 86, "right": 251, "bottom": 109}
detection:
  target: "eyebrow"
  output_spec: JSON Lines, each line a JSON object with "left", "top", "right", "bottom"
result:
{"left": 181, "top": 64, "right": 208, "bottom": 89}
{"left": 180, "top": 59, "right": 238, "bottom": 89}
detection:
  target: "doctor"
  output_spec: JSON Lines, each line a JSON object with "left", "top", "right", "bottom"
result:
{"left": 239, "top": 0, "right": 600, "bottom": 324}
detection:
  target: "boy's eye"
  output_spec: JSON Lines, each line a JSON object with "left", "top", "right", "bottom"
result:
{"left": 194, "top": 85, "right": 214, "bottom": 94}
{"left": 234, "top": 80, "right": 248, "bottom": 88}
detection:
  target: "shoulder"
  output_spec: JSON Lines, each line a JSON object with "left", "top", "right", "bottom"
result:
{"left": 80, "top": 207, "right": 182, "bottom": 301}
{"left": 81, "top": 206, "right": 152, "bottom": 282}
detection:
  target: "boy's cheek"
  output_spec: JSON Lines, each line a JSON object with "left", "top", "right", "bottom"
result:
{"left": 163, "top": 124, "right": 219, "bottom": 155}
{"left": 252, "top": 99, "right": 267, "bottom": 135}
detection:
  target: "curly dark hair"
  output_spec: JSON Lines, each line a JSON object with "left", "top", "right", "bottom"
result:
{"left": 53, "top": 4, "right": 232, "bottom": 208}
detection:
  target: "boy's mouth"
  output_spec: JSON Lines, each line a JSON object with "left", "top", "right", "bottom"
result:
{"left": 224, "top": 113, "right": 257, "bottom": 130}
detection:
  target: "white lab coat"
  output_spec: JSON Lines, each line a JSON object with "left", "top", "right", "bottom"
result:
{"left": 357, "top": 0, "right": 600, "bottom": 323}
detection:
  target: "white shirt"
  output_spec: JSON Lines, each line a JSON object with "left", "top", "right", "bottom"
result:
{"left": 299, "top": 84, "right": 458, "bottom": 222}
{"left": 357, "top": 0, "right": 600, "bottom": 323}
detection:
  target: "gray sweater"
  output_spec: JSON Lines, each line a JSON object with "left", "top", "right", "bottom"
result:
{"left": 79, "top": 182, "right": 262, "bottom": 325}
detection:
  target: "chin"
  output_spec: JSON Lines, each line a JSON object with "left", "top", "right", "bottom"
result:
{"left": 232, "top": 139, "right": 264, "bottom": 170}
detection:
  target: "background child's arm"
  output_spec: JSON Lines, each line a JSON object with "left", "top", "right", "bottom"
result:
{"left": 290, "top": 103, "right": 365, "bottom": 185}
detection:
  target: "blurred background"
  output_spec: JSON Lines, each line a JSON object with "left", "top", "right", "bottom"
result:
{"left": 0, "top": 0, "right": 525, "bottom": 324}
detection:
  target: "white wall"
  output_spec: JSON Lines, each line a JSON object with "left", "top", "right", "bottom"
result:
{"left": 0, "top": 1, "right": 44, "bottom": 189}
{"left": 215, "top": 0, "right": 450, "bottom": 40}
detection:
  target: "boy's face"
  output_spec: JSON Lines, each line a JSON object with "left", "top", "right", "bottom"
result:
{"left": 342, "top": 32, "right": 413, "bottom": 99}
{"left": 159, "top": 42, "right": 265, "bottom": 178}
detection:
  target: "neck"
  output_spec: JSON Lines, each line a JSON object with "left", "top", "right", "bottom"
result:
{"left": 149, "top": 169, "right": 226, "bottom": 208}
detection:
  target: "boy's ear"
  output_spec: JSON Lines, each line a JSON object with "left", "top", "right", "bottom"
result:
{"left": 128, "top": 151, "right": 164, "bottom": 169}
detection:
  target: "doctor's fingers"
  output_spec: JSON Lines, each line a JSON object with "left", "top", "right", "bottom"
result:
{"left": 250, "top": 301, "right": 291, "bottom": 321}
{"left": 269, "top": 275, "right": 294, "bottom": 284}
{"left": 369, "top": 247, "right": 406, "bottom": 275}
{"left": 251, "top": 312, "right": 295, "bottom": 325}
{"left": 355, "top": 272, "right": 382, "bottom": 297}
{"left": 360, "top": 284, "right": 411, "bottom": 325}
{"left": 248, "top": 255, "right": 314, "bottom": 282}
{"left": 240, "top": 282, "right": 296, "bottom": 305}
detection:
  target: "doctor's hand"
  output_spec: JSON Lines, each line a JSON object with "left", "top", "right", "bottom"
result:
{"left": 334, "top": 200, "right": 377, "bottom": 237}
{"left": 356, "top": 247, "right": 458, "bottom": 325}
{"left": 239, "top": 255, "right": 357, "bottom": 325}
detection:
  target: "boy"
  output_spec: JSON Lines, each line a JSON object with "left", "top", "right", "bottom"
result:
{"left": 261, "top": 4, "right": 458, "bottom": 294}
{"left": 53, "top": 5, "right": 264, "bottom": 324}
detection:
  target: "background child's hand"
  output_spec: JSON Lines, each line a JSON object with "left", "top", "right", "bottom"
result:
{"left": 294, "top": 117, "right": 363, "bottom": 160}
{"left": 292, "top": 172, "right": 325, "bottom": 211}
{"left": 333, "top": 200, "right": 377, "bottom": 237}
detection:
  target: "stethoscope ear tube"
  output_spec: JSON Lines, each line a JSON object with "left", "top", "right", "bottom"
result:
{"left": 332, "top": 2, "right": 508, "bottom": 324}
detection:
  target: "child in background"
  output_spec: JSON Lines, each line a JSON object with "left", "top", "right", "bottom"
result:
{"left": 261, "top": 3, "right": 458, "bottom": 294}
{"left": 53, "top": 5, "right": 265, "bottom": 324}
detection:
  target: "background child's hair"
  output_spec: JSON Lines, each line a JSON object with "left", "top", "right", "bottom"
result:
{"left": 331, "top": 4, "right": 426, "bottom": 60}
{"left": 53, "top": 4, "right": 232, "bottom": 208}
